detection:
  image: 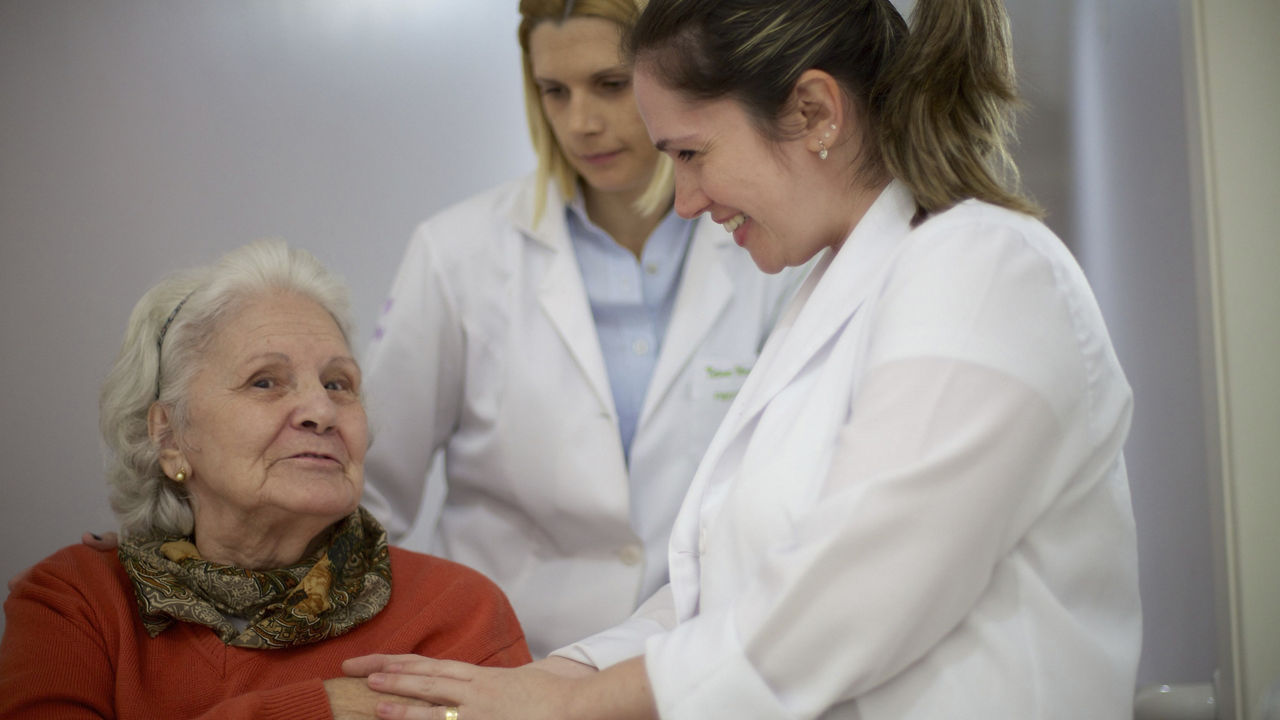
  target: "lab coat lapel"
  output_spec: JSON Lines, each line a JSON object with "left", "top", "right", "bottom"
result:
{"left": 639, "top": 219, "right": 733, "bottom": 426}
{"left": 511, "top": 183, "right": 617, "bottom": 416}
{"left": 666, "top": 181, "right": 912, "bottom": 622}
{"left": 720, "top": 181, "right": 916, "bottom": 442}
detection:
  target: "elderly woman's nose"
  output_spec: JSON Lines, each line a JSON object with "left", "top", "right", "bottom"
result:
{"left": 293, "top": 380, "right": 338, "bottom": 433}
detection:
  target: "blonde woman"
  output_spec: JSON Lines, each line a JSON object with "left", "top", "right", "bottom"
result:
{"left": 359, "top": 0, "right": 806, "bottom": 659}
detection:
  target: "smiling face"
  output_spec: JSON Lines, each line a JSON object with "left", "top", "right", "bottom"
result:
{"left": 171, "top": 291, "right": 367, "bottom": 550}
{"left": 634, "top": 65, "right": 856, "bottom": 274}
{"left": 529, "top": 16, "right": 660, "bottom": 206}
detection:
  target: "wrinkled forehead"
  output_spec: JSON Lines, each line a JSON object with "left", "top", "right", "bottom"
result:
{"left": 208, "top": 292, "right": 353, "bottom": 363}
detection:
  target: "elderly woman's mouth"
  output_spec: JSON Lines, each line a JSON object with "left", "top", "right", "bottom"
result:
{"left": 286, "top": 452, "right": 341, "bottom": 464}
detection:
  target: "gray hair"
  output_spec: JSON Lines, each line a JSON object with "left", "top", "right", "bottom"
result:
{"left": 99, "top": 240, "right": 357, "bottom": 538}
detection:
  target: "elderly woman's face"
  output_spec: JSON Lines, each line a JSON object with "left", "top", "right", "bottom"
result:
{"left": 176, "top": 291, "right": 367, "bottom": 530}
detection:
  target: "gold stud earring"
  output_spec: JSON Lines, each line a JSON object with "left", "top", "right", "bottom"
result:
{"left": 173, "top": 470, "right": 187, "bottom": 483}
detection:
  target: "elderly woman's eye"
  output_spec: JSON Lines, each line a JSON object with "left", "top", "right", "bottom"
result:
{"left": 251, "top": 377, "right": 275, "bottom": 389}
{"left": 324, "top": 378, "right": 353, "bottom": 392}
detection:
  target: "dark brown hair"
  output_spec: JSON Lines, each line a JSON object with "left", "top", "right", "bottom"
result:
{"left": 629, "top": 0, "right": 1040, "bottom": 221}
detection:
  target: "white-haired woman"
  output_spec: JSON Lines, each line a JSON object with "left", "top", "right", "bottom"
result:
{"left": 0, "top": 240, "right": 530, "bottom": 720}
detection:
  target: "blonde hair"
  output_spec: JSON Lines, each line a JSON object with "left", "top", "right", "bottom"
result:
{"left": 99, "top": 240, "right": 356, "bottom": 538}
{"left": 629, "top": 0, "right": 1040, "bottom": 223}
{"left": 518, "top": 0, "right": 674, "bottom": 225}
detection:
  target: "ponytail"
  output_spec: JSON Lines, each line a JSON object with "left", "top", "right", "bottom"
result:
{"left": 630, "top": 0, "right": 1039, "bottom": 222}
{"left": 874, "top": 0, "right": 1040, "bottom": 221}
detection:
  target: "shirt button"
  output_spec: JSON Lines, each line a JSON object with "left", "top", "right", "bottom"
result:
{"left": 644, "top": 262, "right": 659, "bottom": 275}
{"left": 632, "top": 338, "right": 650, "bottom": 355}
{"left": 618, "top": 544, "right": 643, "bottom": 566}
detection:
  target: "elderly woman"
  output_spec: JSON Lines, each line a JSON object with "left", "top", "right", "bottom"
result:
{"left": 0, "top": 240, "right": 530, "bottom": 719}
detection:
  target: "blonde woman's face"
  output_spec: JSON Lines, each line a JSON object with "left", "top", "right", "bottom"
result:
{"left": 529, "top": 17, "right": 659, "bottom": 202}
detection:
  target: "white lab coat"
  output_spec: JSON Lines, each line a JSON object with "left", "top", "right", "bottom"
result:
{"left": 559, "top": 181, "right": 1142, "bottom": 718}
{"left": 361, "top": 174, "right": 806, "bottom": 657}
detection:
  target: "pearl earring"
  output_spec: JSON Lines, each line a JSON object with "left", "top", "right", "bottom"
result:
{"left": 818, "top": 123, "right": 836, "bottom": 161}
{"left": 173, "top": 470, "right": 187, "bottom": 483}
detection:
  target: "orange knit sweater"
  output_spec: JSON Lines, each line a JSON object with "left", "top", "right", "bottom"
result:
{"left": 0, "top": 544, "right": 531, "bottom": 719}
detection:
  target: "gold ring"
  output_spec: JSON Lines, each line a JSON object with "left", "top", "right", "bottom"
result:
{"left": 443, "top": 707, "right": 459, "bottom": 720}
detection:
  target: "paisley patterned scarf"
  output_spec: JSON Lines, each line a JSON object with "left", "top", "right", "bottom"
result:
{"left": 117, "top": 506, "right": 392, "bottom": 649}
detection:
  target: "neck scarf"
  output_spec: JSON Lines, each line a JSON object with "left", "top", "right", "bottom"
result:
{"left": 117, "top": 506, "right": 392, "bottom": 649}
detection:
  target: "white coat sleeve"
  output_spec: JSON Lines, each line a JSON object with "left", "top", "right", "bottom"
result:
{"left": 643, "top": 221, "right": 1131, "bottom": 718}
{"left": 360, "top": 223, "right": 465, "bottom": 543}
{"left": 551, "top": 584, "right": 678, "bottom": 670}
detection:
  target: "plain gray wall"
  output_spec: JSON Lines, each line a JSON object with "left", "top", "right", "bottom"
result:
{"left": 0, "top": 0, "right": 1215, "bottom": 690}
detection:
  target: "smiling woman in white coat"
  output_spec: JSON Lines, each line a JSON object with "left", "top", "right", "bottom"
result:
{"left": 343, "top": 0, "right": 1142, "bottom": 718}
{"left": 359, "top": 0, "right": 805, "bottom": 659}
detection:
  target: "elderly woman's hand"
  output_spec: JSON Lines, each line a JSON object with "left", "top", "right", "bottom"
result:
{"left": 325, "top": 677, "right": 438, "bottom": 720}
{"left": 82, "top": 531, "right": 119, "bottom": 551}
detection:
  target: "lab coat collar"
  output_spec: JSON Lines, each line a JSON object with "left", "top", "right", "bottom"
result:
{"left": 721, "top": 180, "right": 916, "bottom": 441}
{"left": 508, "top": 175, "right": 618, "bottom": 416}
{"left": 508, "top": 173, "right": 572, "bottom": 250}
{"left": 505, "top": 174, "right": 740, "bottom": 430}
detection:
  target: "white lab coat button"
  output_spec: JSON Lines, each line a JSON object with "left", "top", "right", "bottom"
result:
{"left": 618, "top": 544, "right": 643, "bottom": 566}
{"left": 632, "top": 338, "right": 650, "bottom": 355}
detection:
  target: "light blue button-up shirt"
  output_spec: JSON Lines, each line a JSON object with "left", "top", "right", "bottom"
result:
{"left": 566, "top": 197, "right": 695, "bottom": 464}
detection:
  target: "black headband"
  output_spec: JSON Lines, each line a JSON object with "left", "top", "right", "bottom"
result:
{"left": 154, "top": 292, "right": 193, "bottom": 400}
